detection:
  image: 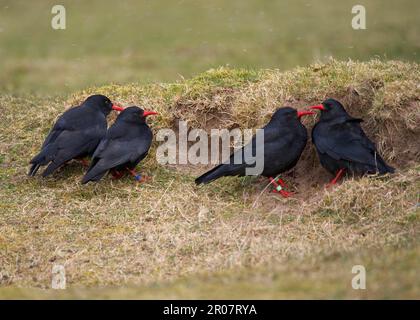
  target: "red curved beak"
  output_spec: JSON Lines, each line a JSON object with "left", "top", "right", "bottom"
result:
{"left": 297, "top": 110, "right": 316, "bottom": 119}
{"left": 143, "top": 111, "right": 158, "bottom": 117}
{"left": 309, "top": 104, "right": 325, "bottom": 111}
{"left": 112, "top": 104, "right": 124, "bottom": 112}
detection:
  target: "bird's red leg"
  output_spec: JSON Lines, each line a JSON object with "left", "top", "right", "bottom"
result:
{"left": 75, "top": 157, "right": 90, "bottom": 167}
{"left": 110, "top": 169, "right": 124, "bottom": 180}
{"left": 80, "top": 158, "right": 90, "bottom": 167}
{"left": 327, "top": 168, "right": 345, "bottom": 188}
{"left": 276, "top": 178, "right": 287, "bottom": 188}
{"left": 269, "top": 177, "right": 293, "bottom": 198}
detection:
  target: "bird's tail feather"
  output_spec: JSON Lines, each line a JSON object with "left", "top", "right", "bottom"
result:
{"left": 28, "top": 150, "right": 49, "bottom": 176}
{"left": 376, "top": 154, "right": 395, "bottom": 174}
{"left": 81, "top": 167, "right": 108, "bottom": 184}
{"left": 195, "top": 164, "right": 225, "bottom": 185}
{"left": 42, "top": 160, "right": 63, "bottom": 177}
{"left": 29, "top": 145, "right": 58, "bottom": 176}
{"left": 28, "top": 163, "right": 41, "bottom": 176}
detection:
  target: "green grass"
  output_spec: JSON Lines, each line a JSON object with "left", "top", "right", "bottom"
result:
{"left": 0, "top": 0, "right": 419, "bottom": 94}
{"left": 0, "top": 61, "right": 419, "bottom": 298}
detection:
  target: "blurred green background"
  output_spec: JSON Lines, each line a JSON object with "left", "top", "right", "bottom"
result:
{"left": 0, "top": 0, "right": 418, "bottom": 94}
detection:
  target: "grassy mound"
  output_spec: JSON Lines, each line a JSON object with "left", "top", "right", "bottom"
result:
{"left": 0, "top": 60, "right": 419, "bottom": 298}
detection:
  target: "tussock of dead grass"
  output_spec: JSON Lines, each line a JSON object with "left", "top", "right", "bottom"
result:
{"left": 68, "top": 59, "right": 419, "bottom": 166}
{"left": 0, "top": 60, "right": 419, "bottom": 297}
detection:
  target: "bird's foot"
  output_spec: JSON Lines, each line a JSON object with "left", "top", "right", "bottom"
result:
{"left": 138, "top": 175, "right": 152, "bottom": 183}
{"left": 276, "top": 178, "right": 288, "bottom": 188}
{"left": 269, "top": 177, "right": 293, "bottom": 198}
{"left": 76, "top": 158, "right": 90, "bottom": 167}
{"left": 127, "top": 168, "right": 151, "bottom": 183}
{"left": 326, "top": 168, "right": 345, "bottom": 188}
{"left": 111, "top": 170, "right": 124, "bottom": 180}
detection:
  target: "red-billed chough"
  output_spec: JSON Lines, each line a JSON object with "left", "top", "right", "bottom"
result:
{"left": 195, "top": 107, "right": 315, "bottom": 197}
{"left": 310, "top": 98, "right": 395, "bottom": 186}
{"left": 81, "top": 106, "right": 157, "bottom": 184}
{"left": 29, "top": 95, "right": 123, "bottom": 177}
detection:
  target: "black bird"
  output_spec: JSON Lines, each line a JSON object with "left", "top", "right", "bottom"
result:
{"left": 29, "top": 95, "right": 123, "bottom": 177}
{"left": 195, "top": 107, "right": 315, "bottom": 197}
{"left": 81, "top": 106, "right": 157, "bottom": 184}
{"left": 310, "top": 98, "right": 395, "bottom": 186}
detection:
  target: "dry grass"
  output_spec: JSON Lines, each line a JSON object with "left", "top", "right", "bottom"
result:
{"left": 0, "top": 60, "right": 419, "bottom": 298}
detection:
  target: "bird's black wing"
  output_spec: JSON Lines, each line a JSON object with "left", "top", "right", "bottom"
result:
{"left": 82, "top": 129, "right": 152, "bottom": 183}
{"left": 40, "top": 117, "right": 69, "bottom": 148}
{"left": 39, "top": 106, "right": 86, "bottom": 148}
{"left": 40, "top": 123, "right": 105, "bottom": 176}
{"left": 315, "top": 118, "right": 380, "bottom": 167}
{"left": 29, "top": 108, "right": 100, "bottom": 176}
{"left": 195, "top": 123, "right": 297, "bottom": 184}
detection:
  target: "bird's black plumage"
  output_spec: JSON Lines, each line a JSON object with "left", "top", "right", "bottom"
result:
{"left": 311, "top": 99, "right": 395, "bottom": 176}
{"left": 195, "top": 107, "right": 309, "bottom": 185}
{"left": 29, "top": 95, "right": 116, "bottom": 177}
{"left": 81, "top": 106, "right": 153, "bottom": 184}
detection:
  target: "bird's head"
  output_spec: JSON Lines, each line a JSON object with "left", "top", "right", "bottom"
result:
{"left": 117, "top": 106, "right": 158, "bottom": 124}
{"left": 308, "top": 98, "right": 348, "bottom": 121}
{"left": 270, "top": 107, "right": 315, "bottom": 124}
{"left": 84, "top": 94, "right": 124, "bottom": 115}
